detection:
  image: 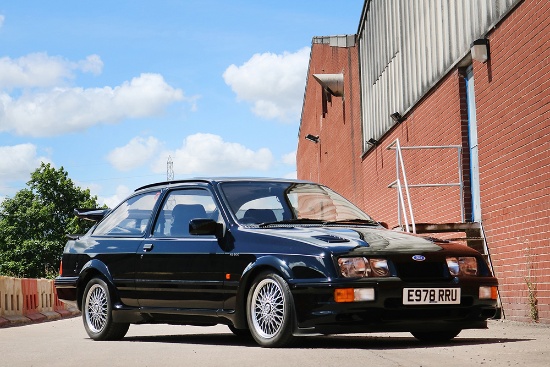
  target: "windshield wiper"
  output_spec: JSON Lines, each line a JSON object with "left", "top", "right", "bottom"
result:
{"left": 257, "top": 218, "right": 325, "bottom": 227}
{"left": 257, "top": 218, "right": 380, "bottom": 227}
{"left": 322, "top": 218, "right": 380, "bottom": 226}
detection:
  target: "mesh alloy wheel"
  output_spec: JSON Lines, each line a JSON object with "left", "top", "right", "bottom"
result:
{"left": 84, "top": 283, "right": 108, "bottom": 333}
{"left": 247, "top": 272, "right": 294, "bottom": 347}
{"left": 250, "top": 278, "right": 285, "bottom": 338}
{"left": 82, "top": 278, "right": 129, "bottom": 341}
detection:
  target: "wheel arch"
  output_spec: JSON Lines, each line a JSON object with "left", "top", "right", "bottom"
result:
{"left": 76, "top": 259, "right": 116, "bottom": 310}
{"left": 232, "top": 256, "right": 292, "bottom": 330}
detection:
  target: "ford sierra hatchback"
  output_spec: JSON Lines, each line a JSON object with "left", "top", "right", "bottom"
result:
{"left": 54, "top": 178, "right": 499, "bottom": 347}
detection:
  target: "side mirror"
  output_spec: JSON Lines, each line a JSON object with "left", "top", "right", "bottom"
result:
{"left": 189, "top": 219, "right": 222, "bottom": 237}
{"left": 378, "top": 222, "right": 389, "bottom": 229}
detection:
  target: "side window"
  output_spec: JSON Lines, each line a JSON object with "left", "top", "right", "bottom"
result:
{"left": 153, "top": 188, "right": 218, "bottom": 237}
{"left": 93, "top": 191, "right": 161, "bottom": 236}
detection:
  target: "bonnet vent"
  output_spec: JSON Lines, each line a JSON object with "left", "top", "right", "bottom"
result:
{"left": 312, "top": 235, "right": 350, "bottom": 243}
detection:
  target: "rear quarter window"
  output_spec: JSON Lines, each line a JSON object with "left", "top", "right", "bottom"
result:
{"left": 92, "top": 191, "right": 161, "bottom": 236}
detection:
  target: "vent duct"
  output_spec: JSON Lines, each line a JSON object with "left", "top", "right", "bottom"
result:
{"left": 313, "top": 73, "right": 344, "bottom": 97}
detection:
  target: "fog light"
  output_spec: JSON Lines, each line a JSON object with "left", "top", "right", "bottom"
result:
{"left": 334, "top": 288, "right": 375, "bottom": 302}
{"left": 354, "top": 288, "right": 375, "bottom": 301}
{"left": 479, "top": 286, "right": 498, "bottom": 300}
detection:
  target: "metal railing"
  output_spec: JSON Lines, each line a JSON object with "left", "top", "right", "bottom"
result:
{"left": 386, "top": 139, "right": 464, "bottom": 233}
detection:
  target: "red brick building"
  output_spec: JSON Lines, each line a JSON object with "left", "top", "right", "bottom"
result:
{"left": 297, "top": 0, "right": 549, "bottom": 322}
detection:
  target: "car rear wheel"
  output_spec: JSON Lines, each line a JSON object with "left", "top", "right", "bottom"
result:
{"left": 82, "top": 278, "right": 129, "bottom": 341}
{"left": 246, "top": 272, "right": 294, "bottom": 347}
{"left": 411, "top": 329, "right": 461, "bottom": 342}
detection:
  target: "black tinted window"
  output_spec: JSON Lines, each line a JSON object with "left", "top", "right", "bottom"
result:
{"left": 93, "top": 191, "right": 161, "bottom": 236}
{"left": 153, "top": 189, "right": 218, "bottom": 237}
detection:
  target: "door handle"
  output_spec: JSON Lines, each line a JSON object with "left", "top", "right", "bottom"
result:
{"left": 143, "top": 243, "right": 154, "bottom": 252}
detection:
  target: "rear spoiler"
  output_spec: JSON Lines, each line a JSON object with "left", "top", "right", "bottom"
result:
{"left": 74, "top": 208, "right": 110, "bottom": 222}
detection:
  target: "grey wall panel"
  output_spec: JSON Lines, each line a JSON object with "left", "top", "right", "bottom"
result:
{"left": 359, "top": 0, "right": 521, "bottom": 151}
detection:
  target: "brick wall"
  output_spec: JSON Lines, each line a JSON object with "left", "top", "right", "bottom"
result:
{"left": 357, "top": 74, "right": 466, "bottom": 227}
{"left": 299, "top": 55, "right": 467, "bottom": 228}
{"left": 472, "top": 0, "right": 550, "bottom": 322}
{"left": 297, "top": 40, "right": 363, "bottom": 204}
{"left": 297, "top": 0, "right": 549, "bottom": 322}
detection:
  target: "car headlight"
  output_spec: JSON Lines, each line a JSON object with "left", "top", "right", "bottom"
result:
{"left": 446, "top": 256, "right": 478, "bottom": 276}
{"left": 338, "top": 257, "right": 390, "bottom": 278}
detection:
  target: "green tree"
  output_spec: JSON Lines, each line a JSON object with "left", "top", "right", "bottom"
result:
{"left": 0, "top": 163, "right": 102, "bottom": 278}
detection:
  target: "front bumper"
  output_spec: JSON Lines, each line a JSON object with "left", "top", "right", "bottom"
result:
{"left": 289, "top": 276, "right": 499, "bottom": 334}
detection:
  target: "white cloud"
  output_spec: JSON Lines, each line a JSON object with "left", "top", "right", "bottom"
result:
{"left": 223, "top": 47, "right": 310, "bottom": 123}
{"left": 0, "top": 52, "right": 102, "bottom": 89}
{"left": 0, "top": 143, "right": 50, "bottom": 182}
{"left": 108, "top": 133, "right": 275, "bottom": 176}
{"left": 283, "top": 171, "right": 297, "bottom": 179}
{"left": 98, "top": 185, "right": 131, "bottom": 208}
{"left": 282, "top": 151, "right": 296, "bottom": 166}
{"left": 78, "top": 54, "right": 103, "bottom": 76}
{"left": 107, "top": 136, "right": 162, "bottom": 171}
{"left": 0, "top": 73, "right": 186, "bottom": 137}
{"left": 0, "top": 15, "right": 4, "bottom": 29}
{"left": 154, "top": 133, "right": 274, "bottom": 176}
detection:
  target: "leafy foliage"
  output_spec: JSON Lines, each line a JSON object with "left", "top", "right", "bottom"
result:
{"left": 0, "top": 163, "right": 103, "bottom": 278}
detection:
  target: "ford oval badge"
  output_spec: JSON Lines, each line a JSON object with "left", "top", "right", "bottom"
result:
{"left": 412, "top": 255, "right": 426, "bottom": 261}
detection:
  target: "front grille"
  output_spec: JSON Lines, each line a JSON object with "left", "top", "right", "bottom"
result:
{"left": 394, "top": 261, "right": 448, "bottom": 281}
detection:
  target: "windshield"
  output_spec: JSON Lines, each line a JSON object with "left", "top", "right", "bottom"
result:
{"left": 219, "top": 181, "right": 374, "bottom": 225}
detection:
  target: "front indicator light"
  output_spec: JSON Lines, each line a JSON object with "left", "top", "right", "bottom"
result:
{"left": 334, "top": 288, "right": 375, "bottom": 303}
{"left": 479, "top": 286, "right": 498, "bottom": 300}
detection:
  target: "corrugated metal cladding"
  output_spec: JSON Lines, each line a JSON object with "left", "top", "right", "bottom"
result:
{"left": 358, "top": 0, "right": 521, "bottom": 152}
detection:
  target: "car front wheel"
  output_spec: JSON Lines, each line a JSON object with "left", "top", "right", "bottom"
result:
{"left": 246, "top": 272, "right": 295, "bottom": 347}
{"left": 82, "top": 277, "right": 129, "bottom": 341}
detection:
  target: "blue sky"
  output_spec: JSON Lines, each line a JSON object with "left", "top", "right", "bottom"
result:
{"left": 0, "top": 1, "right": 363, "bottom": 207}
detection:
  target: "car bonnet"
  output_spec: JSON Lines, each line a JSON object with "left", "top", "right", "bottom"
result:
{"left": 252, "top": 226, "right": 442, "bottom": 254}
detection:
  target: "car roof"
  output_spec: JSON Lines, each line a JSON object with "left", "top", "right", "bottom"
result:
{"left": 134, "top": 177, "right": 314, "bottom": 192}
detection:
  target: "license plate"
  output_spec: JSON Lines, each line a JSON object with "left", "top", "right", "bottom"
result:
{"left": 403, "top": 288, "right": 461, "bottom": 305}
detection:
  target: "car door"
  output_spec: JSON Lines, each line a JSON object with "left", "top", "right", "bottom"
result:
{"left": 87, "top": 190, "right": 162, "bottom": 307}
{"left": 135, "top": 187, "right": 225, "bottom": 311}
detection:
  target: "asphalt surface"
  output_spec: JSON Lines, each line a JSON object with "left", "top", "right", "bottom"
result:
{"left": 1, "top": 317, "right": 549, "bottom": 367}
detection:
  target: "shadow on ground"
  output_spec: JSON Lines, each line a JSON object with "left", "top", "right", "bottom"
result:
{"left": 123, "top": 332, "right": 531, "bottom": 350}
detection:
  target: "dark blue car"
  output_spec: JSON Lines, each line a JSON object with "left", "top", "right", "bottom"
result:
{"left": 54, "top": 178, "right": 499, "bottom": 347}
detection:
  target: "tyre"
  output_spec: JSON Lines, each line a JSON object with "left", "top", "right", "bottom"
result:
{"left": 82, "top": 278, "right": 130, "bottom": 341}
{"left": 246, "top": 272, "right": 295, "bottom": 347}
{"left": 228, "top": 324, "right": 252, "bottom": 339}
{"left": 411, "top": 329, "right": 461, "bottom": 342}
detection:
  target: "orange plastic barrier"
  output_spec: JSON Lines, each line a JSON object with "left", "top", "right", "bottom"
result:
{"left": 37, "top": 278, "right": 55, "bottom": 313}
{"left": 53, "top": 281, "right": 71, "bottom": 316}
{"left": 0, "top": 276, "right": 6, "bottom": 316}
{"left": 0, "top": 277, "right": 23, "bottom": 316}
{"left": 21, "top": 278, "right": 39, "bottom": 316}
{"left": 1, "top": 276, "right": 77, "bottom": 324}
{"left": 21, "top": 278, "right": 47, "bottom": 322}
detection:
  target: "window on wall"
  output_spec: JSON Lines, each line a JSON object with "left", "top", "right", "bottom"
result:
{"left": 464, "top": 65, "right": 482, "bottom": 222}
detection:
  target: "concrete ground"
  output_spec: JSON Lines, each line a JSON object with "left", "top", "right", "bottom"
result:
{"left": 1, "top": 317, "right": 549, "bottom": 367}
